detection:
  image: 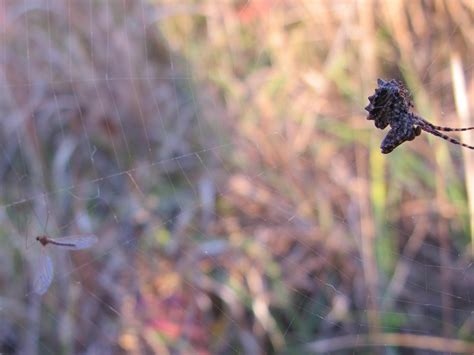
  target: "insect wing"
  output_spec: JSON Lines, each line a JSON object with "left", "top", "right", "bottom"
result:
{"left": 50, "top": 234, "right": 98, "bottom": 250}
{"left": 33, "top": 251, "right": 54, "bottom": 295}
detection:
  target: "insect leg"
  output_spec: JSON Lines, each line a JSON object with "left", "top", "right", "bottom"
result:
{"left": 421, "top": 126, "right": 474, "bottom": 150}
{"left": 417, "top": 116, "right": 474, "bottom": 132}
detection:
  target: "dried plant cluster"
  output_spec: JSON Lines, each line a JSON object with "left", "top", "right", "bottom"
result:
{"left": 366, "top": 79, "right": 474, "bottom": 153}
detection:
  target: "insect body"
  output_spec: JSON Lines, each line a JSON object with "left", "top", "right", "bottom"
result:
{"left": 33, "top": 234, "right": 97, "bottom": 295}
{"left": 365, "top": 78, "right": 474, "bottom": 153}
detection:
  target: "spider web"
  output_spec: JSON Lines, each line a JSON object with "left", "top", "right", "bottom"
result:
{"left": 0, "top": 1, "right": 473, "bottom": 354}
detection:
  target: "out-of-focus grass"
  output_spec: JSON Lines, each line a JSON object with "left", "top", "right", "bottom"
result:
{"left": 156, "top": 0, "right": 474, "bottom": 352}
{"left": 0, "top": 0, "right": 474, "bottom": 354}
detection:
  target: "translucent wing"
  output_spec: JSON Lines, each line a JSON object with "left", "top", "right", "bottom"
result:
{"left": 48, "top": 234, "right": 98, "bottom": 250}
{"left": 33, "top": 251, "right": 54, "bottom": 295}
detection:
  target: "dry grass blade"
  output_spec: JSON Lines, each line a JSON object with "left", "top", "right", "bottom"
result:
{"left": 450, "top": 52, "right": 474, "bottom": 255}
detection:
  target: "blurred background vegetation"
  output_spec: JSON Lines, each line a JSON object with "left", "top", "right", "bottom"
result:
{"left": 0, "top": 0, "right": 473, "bottom": 354}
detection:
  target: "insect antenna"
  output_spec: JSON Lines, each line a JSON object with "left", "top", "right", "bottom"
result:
{"left": 26, "top": 207, "right": 44, "bottom": 249}
{"left": 44, "top": 209, "right": 50, "bottom": 235}
{"left": 420, "top": 125, "right": 474, "bottom": 150}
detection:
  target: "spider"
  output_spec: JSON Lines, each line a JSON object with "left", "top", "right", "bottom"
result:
{"left": 365, "top": 78, "right": 474, "bottom": 154}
